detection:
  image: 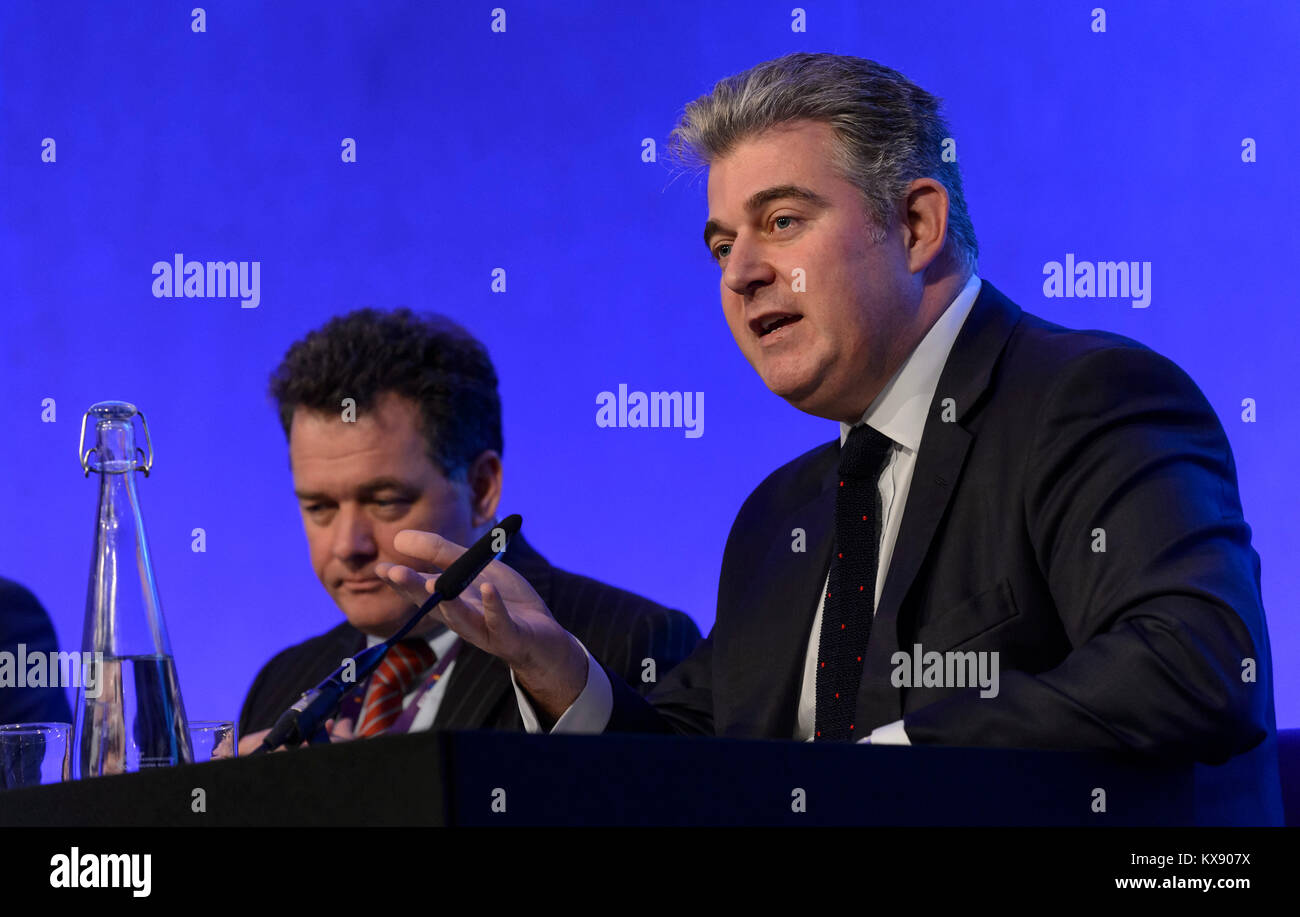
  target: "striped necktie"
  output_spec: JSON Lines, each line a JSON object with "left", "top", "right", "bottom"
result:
{"left": 355, "top": 638, "right": 437, "bottom": 737}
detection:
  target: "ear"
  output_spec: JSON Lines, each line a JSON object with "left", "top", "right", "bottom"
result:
{"left": 465, "top": 450, "right": 503, "bottom": 527}
{"left": 900, "top": 177, "right": 951, "bottom": 275}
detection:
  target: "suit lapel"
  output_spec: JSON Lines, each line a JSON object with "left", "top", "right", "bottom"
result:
{"left": 855, "top": 280, "right": 1022, "bottom": 730}
{"left": 264, "top": 624, "right": 364, "bottom": 730}
{"left": 432, "top": 641, "right": 512, "bottom": 729}
{"left": 328, "top": 625, "right": 367, "bottom": 665}
{"left": 724, "top": 444, "right": 838, "bottom": 737}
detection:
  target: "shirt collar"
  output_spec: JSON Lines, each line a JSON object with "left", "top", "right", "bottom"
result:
{"left": 839, "top": 273, "right": 981, "bottom": 451}
{"left": 365, "top": 623, "right": 458, "bottom": 657}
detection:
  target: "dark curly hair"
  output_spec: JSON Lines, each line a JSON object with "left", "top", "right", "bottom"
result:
{"left": 269, "top": 308, "right": 503, "bottom": 479}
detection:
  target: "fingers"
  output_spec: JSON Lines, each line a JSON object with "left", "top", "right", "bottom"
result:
{"left": 380, "top": 530, "right": 540, "bottom": 608}
{"left": 434, "top": 594, "right": 491, "bottom": 648}
{"left": 447, "top": 582, "right": 522, "bottom": 668}
{"left": 392, "top": 529, "right": 466, "bottom": 568}
{"left": 374, "top": 562, "right": 430, "bottom": 590}
{"left": 212, "top": 732, "right": 236, "bottom": 759}
{"left": 479, "top": 582, "right": 517, "bottom": 645}
{"left": 237, "top": 728, "right": 269, "bottom": 757}
{"left": 375, "top": 563, "right": 438, "bottom": 607}
{"left": 374, "top": 559, "right": 496, "bottom": 648}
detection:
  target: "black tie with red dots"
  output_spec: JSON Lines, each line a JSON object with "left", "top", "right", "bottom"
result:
{"left": 815, "top": 423, "right": 894, "bottom": 742}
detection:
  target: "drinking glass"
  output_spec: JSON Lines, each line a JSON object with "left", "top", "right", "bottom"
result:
{"left": 188, "top": 720, "right": 237, "bottom": 761}
{"left": 0, "top": 722, "right": 71, "bottom": 788}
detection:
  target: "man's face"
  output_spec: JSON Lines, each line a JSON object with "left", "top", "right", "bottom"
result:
{"left": 289, "top": 392, "right": 477, "bottom": 638}
{"left": 704, "top": 119, "right": 921, "bottom": 423}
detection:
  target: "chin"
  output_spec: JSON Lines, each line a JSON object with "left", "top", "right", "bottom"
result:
{"left": 761, "top": 368, "right": 821, "bottom": 408}
{"left": 336, "top": 596, "right": 408, "bottom": 636}
{"left": 760, "top": 354, "right": 842, "bottom": 413}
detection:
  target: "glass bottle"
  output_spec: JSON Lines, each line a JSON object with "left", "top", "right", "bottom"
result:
{"left": 72, "top": 401, "right": 192, "bottom": 777}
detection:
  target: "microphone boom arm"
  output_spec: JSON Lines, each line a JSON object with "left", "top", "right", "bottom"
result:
{"left": 250, "top": 514, "right": 522, "bottom": 754}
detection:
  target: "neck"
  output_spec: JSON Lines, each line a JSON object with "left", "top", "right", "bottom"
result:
{"left": 834, "top": 268, "right": 971, "bottom": 425}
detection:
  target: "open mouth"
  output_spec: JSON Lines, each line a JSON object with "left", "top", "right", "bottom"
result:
{"left": 755, "top": 314, "right": 802, "bottom": 337}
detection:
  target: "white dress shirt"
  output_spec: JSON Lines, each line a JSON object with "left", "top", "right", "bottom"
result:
{"left": 362, "top": 625, "right": 461, "bottom": 732}
{"left": 513, "top": 273, "right": 983, "bottom": 744}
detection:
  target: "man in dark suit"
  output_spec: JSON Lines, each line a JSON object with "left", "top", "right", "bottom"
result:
{"left": 376, "top": 53, "right": 1281, "bottom": 823}
{"left": 238, "top": 309, "right": 698, "bottom": 748}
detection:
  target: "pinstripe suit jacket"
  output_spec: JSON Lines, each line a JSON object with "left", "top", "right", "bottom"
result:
{"left": 238, "top": 534, "right": 701, "bottom": 735}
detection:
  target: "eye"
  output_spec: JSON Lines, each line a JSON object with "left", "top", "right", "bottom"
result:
{"left": 772, "top": 215, "right": 798, "bottom": 232}
{"left": 713, "top": 242, "right": 732, "bottom": 262}
{"left": 371, "top": 497, "right": 413, "bottom": 512}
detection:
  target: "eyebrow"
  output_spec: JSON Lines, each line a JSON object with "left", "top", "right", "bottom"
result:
{"left": 293, "top": 477, "right": 417, "bottom": 502}
{"left": 702, "top": 184, "right": 830, "bottom": 251}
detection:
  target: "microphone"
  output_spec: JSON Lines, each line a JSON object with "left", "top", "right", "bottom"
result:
{"left": 251, "top": 514, "right": 522, "bottom": 754}
{"left": 428, "top": 513, "right": 521, "bottom": 603}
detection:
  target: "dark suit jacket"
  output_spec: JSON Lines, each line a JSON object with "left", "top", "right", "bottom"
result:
{"left": 0, "top": 577, "right": 74, "bottom": 725}
{"left": 239, "top": 533, "right": 700, "bottom": 735}
{"left": 600, "top": 279, "right": 1282, "bottom": 825}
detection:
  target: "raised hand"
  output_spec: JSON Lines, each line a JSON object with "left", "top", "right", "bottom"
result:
{"left": 374, "top": 529, "right": 589, "bottom": 717}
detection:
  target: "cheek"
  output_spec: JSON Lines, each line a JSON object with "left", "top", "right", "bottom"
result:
{"left": 721, "top": 296, "right": 747, "bottom": 340}
{"left": 303, "top": 524, "right": 334, "bottom": 577}
{"left": 381, "top": 502, "right": 462, "bottom": 559}
{"left": 371, "top": 520, "right": 406, "bottom": 561}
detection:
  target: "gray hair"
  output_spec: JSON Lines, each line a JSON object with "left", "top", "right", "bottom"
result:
{"left": 668, "top": 52, "right": 978, "bottom": 277}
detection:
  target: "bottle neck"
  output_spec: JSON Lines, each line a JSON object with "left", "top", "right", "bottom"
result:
{"left": 91, "top": 419, "right": 140, "bottom": 474}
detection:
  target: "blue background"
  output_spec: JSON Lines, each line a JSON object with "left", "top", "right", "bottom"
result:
{"left": 1, "top": 1, "right": 1295, "bottom": 728}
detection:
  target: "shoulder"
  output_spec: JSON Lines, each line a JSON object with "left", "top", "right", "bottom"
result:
{"left": 1013, "top": 325, "right": 1223, "bottom": 476}
{"left": 1004, "top": 310, "right": 1208, "bottom": 409}
{"left": 0, "top": 576, "right": 43, "bottom": 615}
{"left": 727, "top": 437, "right": 838, "bottom": 547}
{"left": 0, "top": 577, "right": 58, "bottom": 646}
{"left": 252, "top": 621, "right": 363, "bottom": 680}
{"left": 241, "top": 621, "right": 364, "bottom": 732}
{"left": 998, "top": 312, "right": 1235, "bottom": 513}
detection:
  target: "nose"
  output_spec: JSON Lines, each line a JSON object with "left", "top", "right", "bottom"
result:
{"left": 721, "top": 232, "right": 775, "bottom": 297}
{"left": 331, "top": 502, "right": 377, "bottom": 565}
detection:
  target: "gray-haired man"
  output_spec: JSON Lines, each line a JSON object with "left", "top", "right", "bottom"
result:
{"left": 377, "top": 53, "right": 1280, "bottom": 823}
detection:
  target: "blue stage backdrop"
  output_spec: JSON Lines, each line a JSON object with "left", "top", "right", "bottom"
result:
{"left": 1, "top": 1, "right": 1295, "bottom": 728}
